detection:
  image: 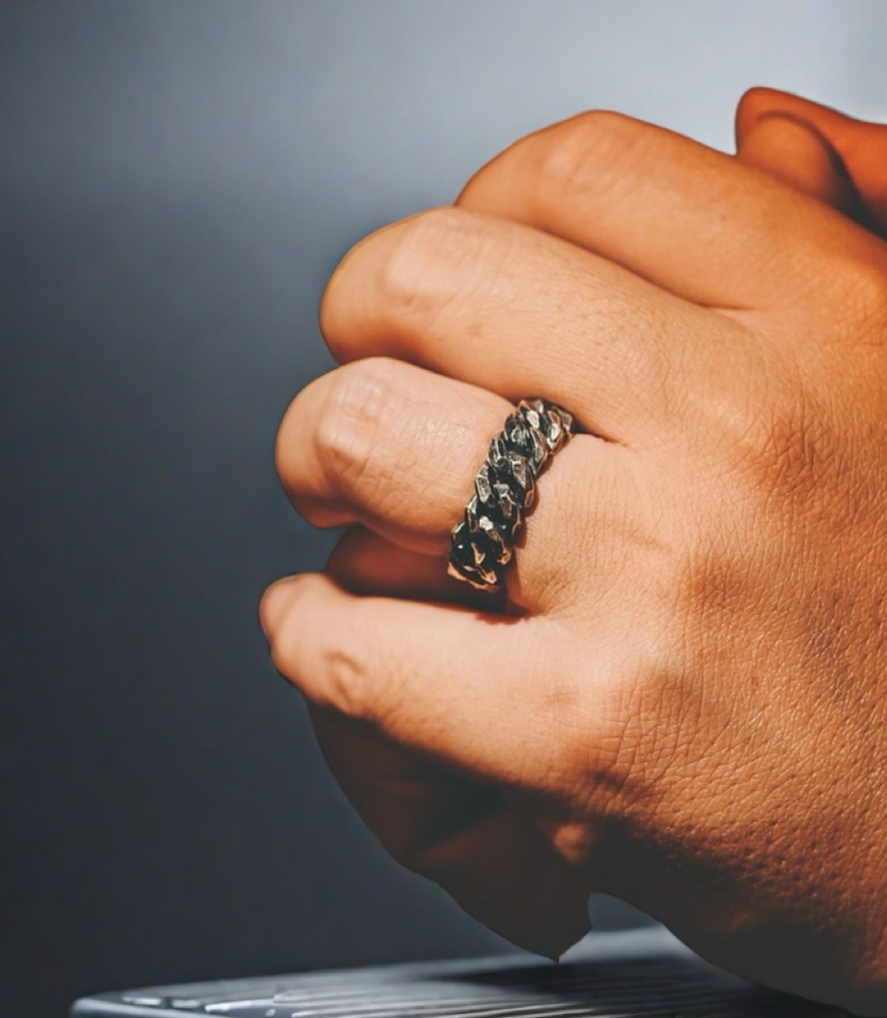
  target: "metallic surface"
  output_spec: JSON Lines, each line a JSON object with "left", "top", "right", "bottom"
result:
{"left": 69, "top": 928, "right": 846, "bottom": 1017}
{"left": 448, "top": 400, "right": 575, "bottom": 591}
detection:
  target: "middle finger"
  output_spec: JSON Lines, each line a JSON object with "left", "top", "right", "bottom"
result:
{"left": 319, "top": 207, "right": 743, "bottom": 448}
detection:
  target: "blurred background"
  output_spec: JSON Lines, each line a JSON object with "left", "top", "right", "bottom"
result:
{"left": 1, "top": 1, "right": 885, "bottom": 1014}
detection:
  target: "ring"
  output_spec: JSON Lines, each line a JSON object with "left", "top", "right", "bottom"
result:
{"left": 447, "top": 397, "right": 576, "bottom": 591}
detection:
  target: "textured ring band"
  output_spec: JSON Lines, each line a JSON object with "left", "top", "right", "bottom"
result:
{"left": 447, "top": 397, "right": 576, "bottom": 591}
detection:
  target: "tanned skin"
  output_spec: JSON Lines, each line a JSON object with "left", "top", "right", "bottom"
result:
{"left": 261, "top": 89, "right": 887, "bottom": 1014}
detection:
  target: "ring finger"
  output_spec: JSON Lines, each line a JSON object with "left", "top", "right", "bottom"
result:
{"left": 276, "top": 356, "right": 629, "bottom": 610}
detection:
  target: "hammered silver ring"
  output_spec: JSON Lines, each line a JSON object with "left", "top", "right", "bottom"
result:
{"left": 446, "top": 397, "right": 576, "bottom": 591}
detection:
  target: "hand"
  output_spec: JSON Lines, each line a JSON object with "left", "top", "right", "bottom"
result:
{"left": 260, "top": 97, "right": 887, "bottom": 1013}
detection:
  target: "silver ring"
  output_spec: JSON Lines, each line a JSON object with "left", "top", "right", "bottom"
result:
{"left": 447, "top": 398, "right": 576, "bottom": 591}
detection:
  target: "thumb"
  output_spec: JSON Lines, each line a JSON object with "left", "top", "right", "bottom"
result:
{"left": 735, "top": 87, "right": 887, "bottom": 238}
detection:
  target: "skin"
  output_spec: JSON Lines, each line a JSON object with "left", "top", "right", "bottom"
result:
{"left": 260, "top": 90, "right": 887, "bottom": 1014}
{"left": 734, "top": 88, "right": 887, "bottom": 238}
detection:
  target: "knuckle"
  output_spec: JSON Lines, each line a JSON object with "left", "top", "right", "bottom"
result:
{"left": 317, "top": 635, "right": 372, "bottom": 720}
{"left": 527, "top": 109, "right": 642, "bottom": 206}
{"left": 326, "top": 359, "right": 391, "bottom": 420}
{"left": 377, "top": 207, "right": 493, "bottom": 323}
{"left": 314, "top": 364, "right": 390, "bottom": 496}
{"left": 313, "top": 413, "right": 370, "bottom": 497}
{"left": 267, "top": 578, "right": 376, "bottom": 721}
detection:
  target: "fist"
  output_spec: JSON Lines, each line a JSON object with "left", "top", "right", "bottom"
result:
{"left": 261, "top": 95, "right": 887, "bottom": 1014}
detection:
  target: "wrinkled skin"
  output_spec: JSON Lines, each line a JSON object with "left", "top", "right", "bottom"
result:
{"left": 260, "top": 90, "right": 887, "bottom": 1014}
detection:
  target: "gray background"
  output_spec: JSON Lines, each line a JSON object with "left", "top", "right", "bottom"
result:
{"left": 2, "top": 2, "right": 885, "bottom": 1015}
